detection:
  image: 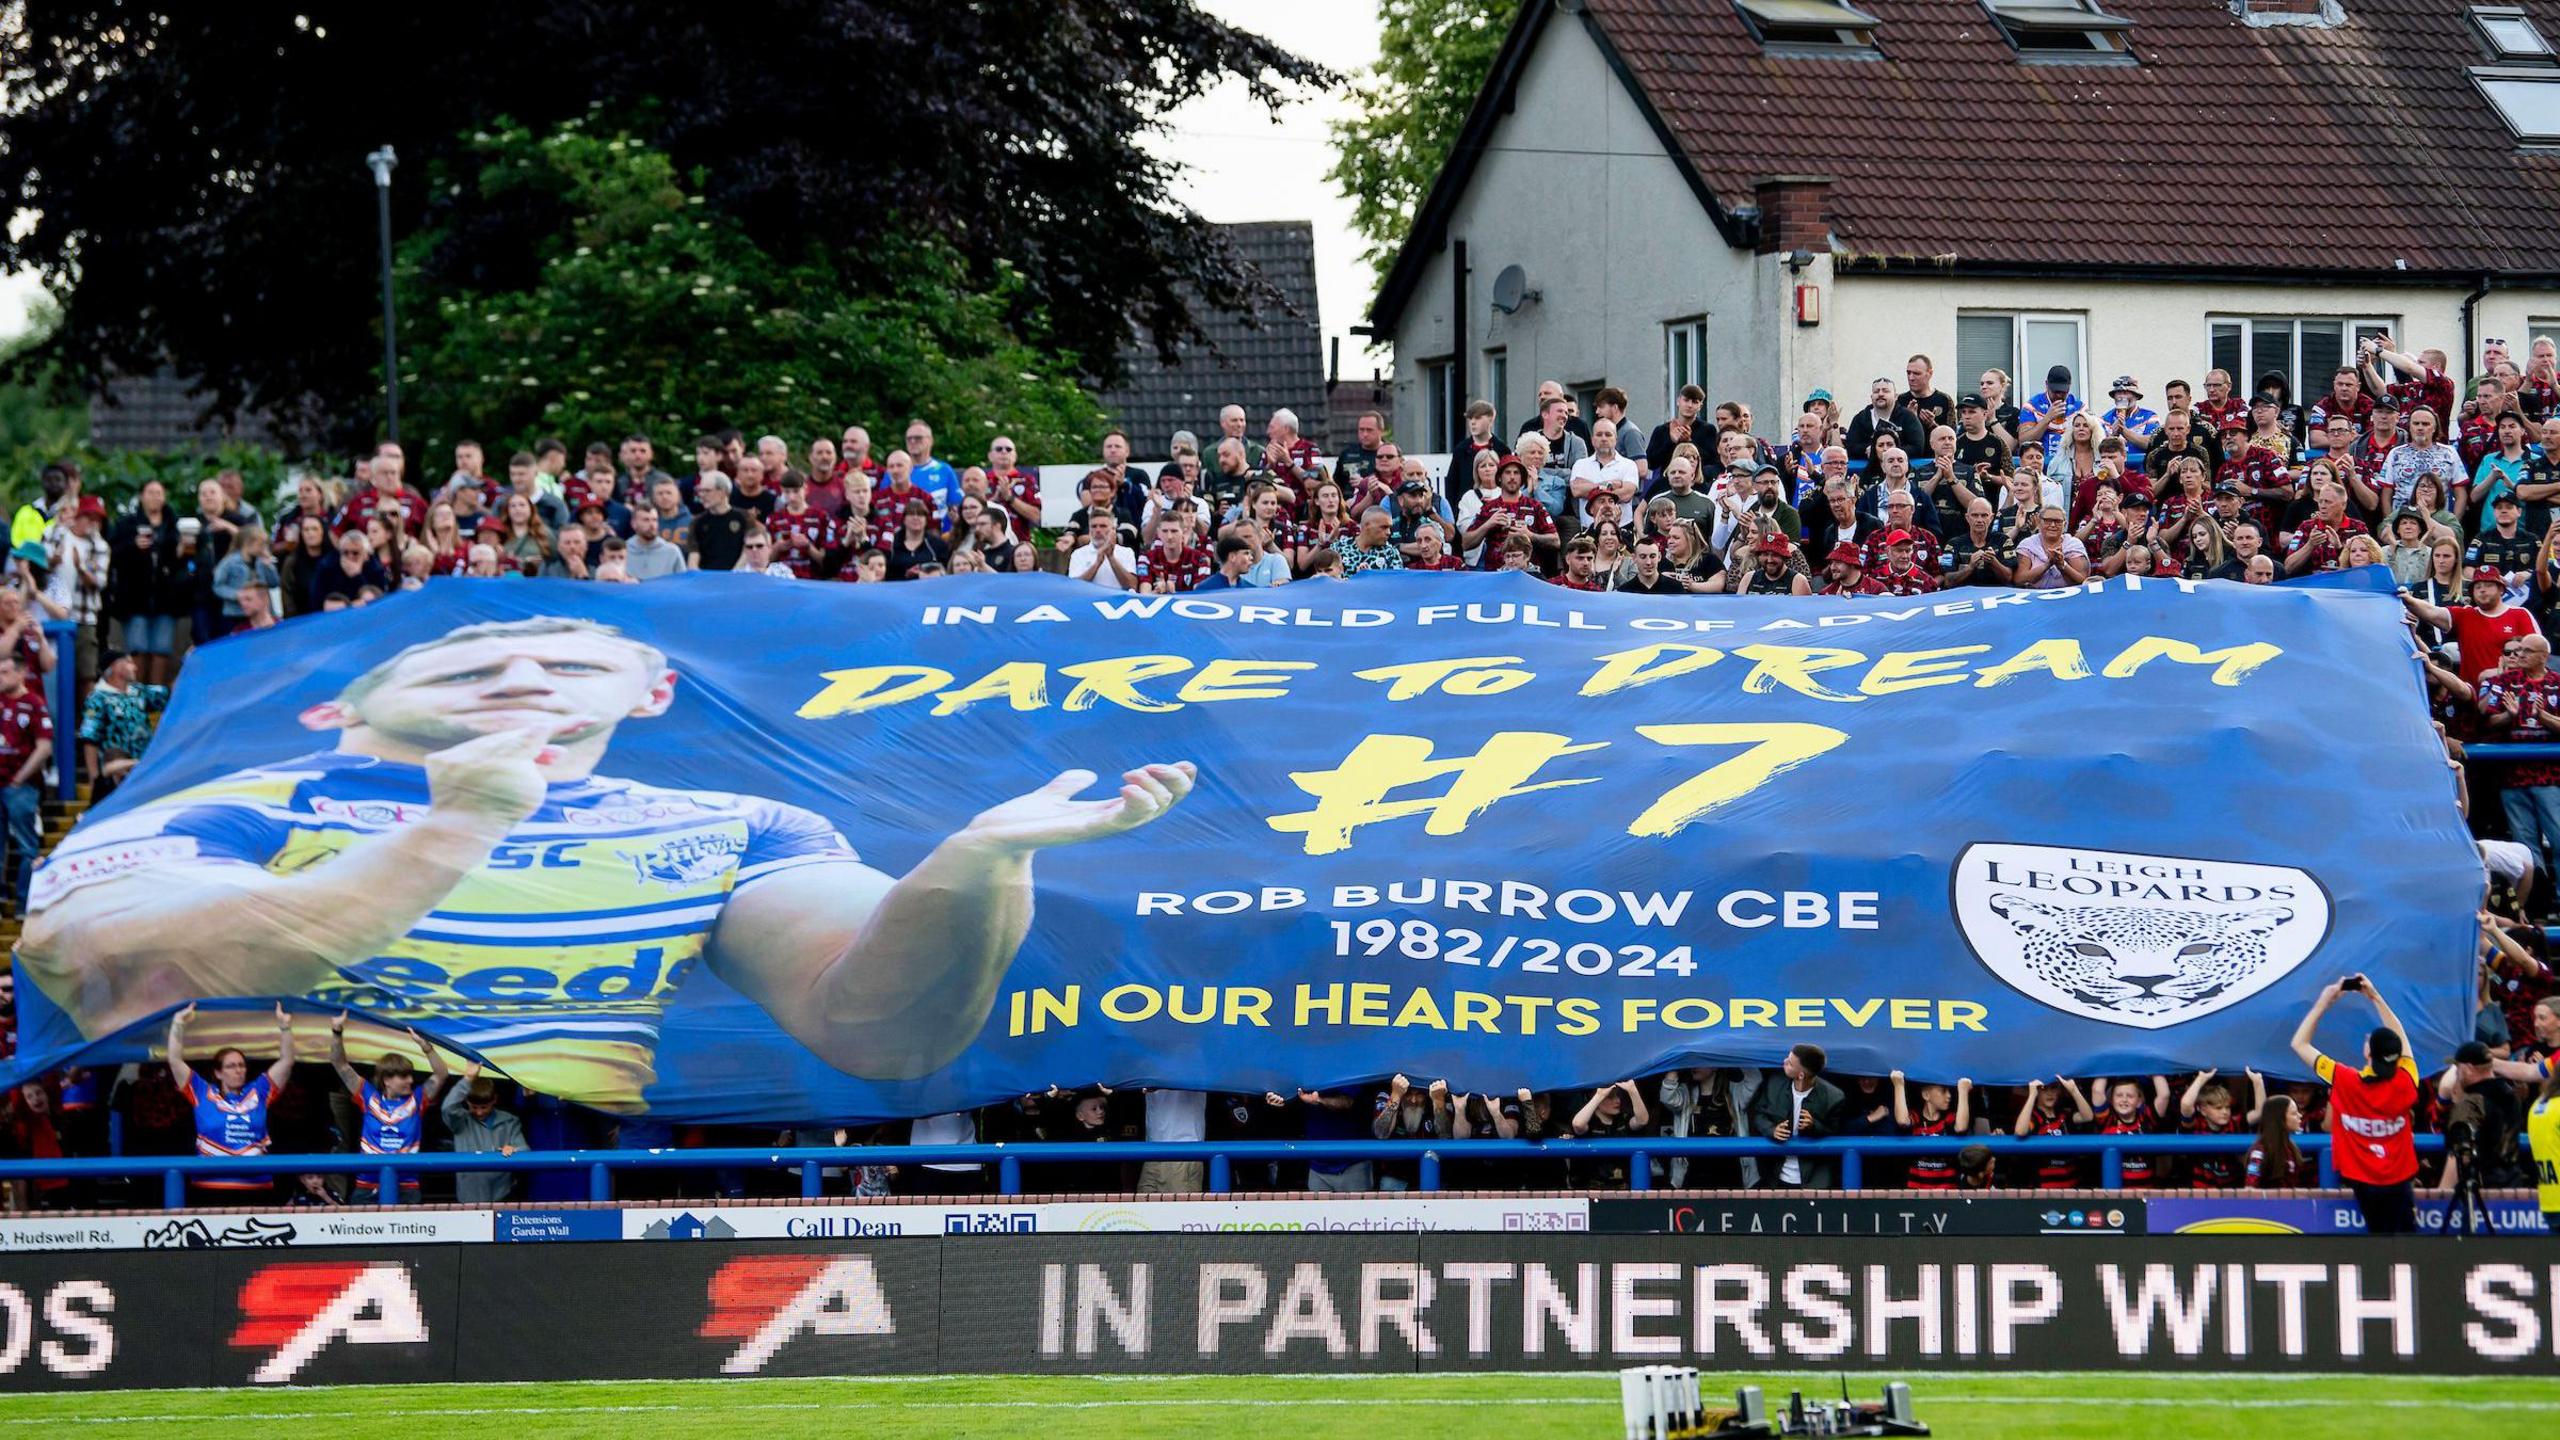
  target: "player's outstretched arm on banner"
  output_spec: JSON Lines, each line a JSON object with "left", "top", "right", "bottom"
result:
{"left": 19, "top": 727, "right": 563, "bottom": 1038}
{"left": 705, "top": 761, "right": 1196, "bottom": 1080}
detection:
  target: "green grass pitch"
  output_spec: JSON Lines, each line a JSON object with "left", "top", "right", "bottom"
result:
{"left": 1, "top": 1371, "right": 2552, "bottom": 1438}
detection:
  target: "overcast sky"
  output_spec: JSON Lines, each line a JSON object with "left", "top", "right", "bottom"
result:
{"left": 0, "top": 2, "right": 1387, "bottom": 370}
{"left": 1157, "top": 0, "right": 1387, "bottom": 375}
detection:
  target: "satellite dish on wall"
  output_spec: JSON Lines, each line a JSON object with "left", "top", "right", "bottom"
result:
{"left": 1490, "top": 264, "right": 1540, "bottom": 315}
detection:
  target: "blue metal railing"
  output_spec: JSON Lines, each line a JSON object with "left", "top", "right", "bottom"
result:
{"left": 0, "top": 1133, "right": 2443, "bottom": 1211}
{"left": 41, "top": 618, "right": 74, "bottom": 803}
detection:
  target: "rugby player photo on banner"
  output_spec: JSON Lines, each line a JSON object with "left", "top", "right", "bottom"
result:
{"left": 14, "top": 611, "right": 1194, "bottom": 1108}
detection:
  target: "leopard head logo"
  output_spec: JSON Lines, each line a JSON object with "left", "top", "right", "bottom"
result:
{"left": 1953, "top": 844, "right": 2330, "bottom": 1030}
{"left": 1985, "top": 895, "right": 2292, "bottom": 1017}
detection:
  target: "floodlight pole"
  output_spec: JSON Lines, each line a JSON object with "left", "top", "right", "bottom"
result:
{"left": 366, "top": 145, "right": 401, "bottom": 443}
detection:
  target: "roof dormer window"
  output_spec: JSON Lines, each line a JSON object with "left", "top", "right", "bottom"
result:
{"left": 2473, "top": 6, "right": 2556, "bottom": 61}
{"left": 1734, "top": 0, "right": 1882, "bottom": 57}
{"left": 1982, "top": 1, "right": 2135, "bottom": 62}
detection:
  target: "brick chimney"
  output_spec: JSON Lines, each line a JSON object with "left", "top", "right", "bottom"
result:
{"left": 1753, "top": 176, "right": 1832, "bottom": 258}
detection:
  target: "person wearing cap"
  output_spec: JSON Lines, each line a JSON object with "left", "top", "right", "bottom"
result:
{"left": 1817, "top": 541, "right": 1881, "bottom": 598}
{"left": 1802, "top": 387, "right": 1838, "bottom": 433}
{"left": 2100, "top": 375, "right": 2160, "bottom": 468}
{"left": 1461, "top": 456, "right": 1560, "bottom": 571}
{"left": 1843, "top": 377, "right": 1926, "bottom": 469}
{"left": 2405, "top": 565, "right": 2543, "bottom": 686}
{"left": 2471, "top": 409, "right": 2537, "bottom": 523}
{"left": 1949, "top": 393, "right": 2009, "bottom": 482}
{"left": 2214, "top": 407, "right": 2292, "bottom": 532}
{"left": 2288, "top": 975, "right": 2424, "bottom": 1236}
{"left": 1387, "top": 477, "right": 1454, "bottom": 559}
{"left": 2242, "top": 390, "right": 2297, "bottom": 465}
{"left": 1717, "top": 463, "right": 1802, "bottom": 559}
{"left": 1781, "top": 410, "right": 1829, "bottom": 496}
{"left": 2017, "top": 364, "right": 2084, "bottom": 466}
{"left": 1868, "top": 529, "right": 1937, "bottom": 597}
{"left": 2464, "top": 487, "right": 2538, "bottom": 595}
{"left": 1724, "top": 532, "right": 1809, "bottom": 596}
{"left": 2013, "top": 505, "right": 2088, "bottom": 590}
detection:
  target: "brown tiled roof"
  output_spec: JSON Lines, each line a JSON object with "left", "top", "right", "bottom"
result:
{"left": 1375, "top": 1, "right": 2560, "bottom": 328}
{"left": 1583, "top": 0, "right": 2560, "bottom": 274}
{"left": 1096, "top": 221, "right": 1329, "bottom": 451}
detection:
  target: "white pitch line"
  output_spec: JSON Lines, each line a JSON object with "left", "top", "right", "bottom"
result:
{"left": 9, "top": 1394, "right": 2555, "bottom": 1425}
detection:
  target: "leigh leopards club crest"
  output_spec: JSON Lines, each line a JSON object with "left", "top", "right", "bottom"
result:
{"left": 1951, "top": 843, "right": 2332, "bottom": 1030}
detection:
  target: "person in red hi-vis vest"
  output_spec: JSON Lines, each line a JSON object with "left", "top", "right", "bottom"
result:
{"left": 2288, "top": 973, "right": 2422, "bottom": 1235}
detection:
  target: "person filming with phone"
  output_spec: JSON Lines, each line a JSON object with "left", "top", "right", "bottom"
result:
{"left": 2290, "top": 974, "right": 2422, "bottom": 1234}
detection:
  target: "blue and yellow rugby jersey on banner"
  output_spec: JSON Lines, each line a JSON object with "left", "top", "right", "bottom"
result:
{"left": 31, "top": 752, "right": 859, "bottom": 1109}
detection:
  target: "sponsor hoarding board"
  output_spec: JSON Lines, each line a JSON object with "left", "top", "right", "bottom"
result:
{"left": 3, "top": 1235, "right": 2555, "bottom": 1390}
{"left": 614, "top": 1197, "right": 1591, "bottom": 1241}
{"left": 1591, "top": 1197, "right": 2143, "bottom": 1237}
{"left": 0, "top": 1209, "right": 494, "bottom": 1253}
{"left": 2148, "top": 1195, "right": 2551, "bottom": 1235}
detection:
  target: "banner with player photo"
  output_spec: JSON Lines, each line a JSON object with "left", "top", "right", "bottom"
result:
{"left": 1, "top": 568, "right": 2478, "bottom": 1121}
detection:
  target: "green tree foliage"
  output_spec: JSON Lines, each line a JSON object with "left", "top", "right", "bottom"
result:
{"left": 1327, "top": 0, "right": 1522, "bottom": 284}
{"left": 0, "top": 1, "right": 1330, "bottom": 446}
{"left": 0, "top": 302, "right": 89, "bottom": 490}
{"left": 396, "top": 120, "right": 1103, "bottom": 464}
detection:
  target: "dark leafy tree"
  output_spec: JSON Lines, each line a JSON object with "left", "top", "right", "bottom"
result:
{"left": 0, "top": 1, "right": 1329, "bottom": 445}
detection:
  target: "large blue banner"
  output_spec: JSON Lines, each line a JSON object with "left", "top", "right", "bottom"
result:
{"left": 4, "top": 570, "right": 2479, "bottom": 1121}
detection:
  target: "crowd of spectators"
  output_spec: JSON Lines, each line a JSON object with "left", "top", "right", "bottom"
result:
{"left": 2, "top": 331, "right": 2558, "bottom": 1209}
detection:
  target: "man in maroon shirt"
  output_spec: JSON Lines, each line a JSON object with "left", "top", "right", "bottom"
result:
{"left": 2193, "top": 368, "right": 2248, "bottom": 437}
{"left": 339, "top": 442, "right": 428, "bottom": 537}
{"left": 2281, "top": 479, "right": 2369, "bottom": 575}
{"left": 766, "top": 473, "right": 838, "bottom": 578}
{"left": 1137, "top": 515, "right": 1212, "bottom": 594}
{"left": 2365, "top": 334, "right": 2457, "bottom": 432}
{"left": 0, "top": 654, "right": 50, "bottom": 916}
{"left": 1463, "top": 457, "right": 1559, "bottom": 570}
{"left": 986, "top": 436, "right": 1041, "bottom": 540}
{"left": 1551, "top": 536, "right": 1603, "bottom": 591}
{"left": 1868, "top": 530, "right": 1939, "bottom": 596}
{"left": 2307, "top": 366, "right": 2374, "bottom": 440}
{"left": 2214, "top": 412, "right": 2291, "bottom": 532}
{"left": 2480, "top": 632, "right": 2560, "bottom": 871}
{"left": 1257, "top": 408, "right": 1325, "bottom": 504}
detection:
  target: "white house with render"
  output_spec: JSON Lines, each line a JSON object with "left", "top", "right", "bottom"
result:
{"left": 1371, "top": 0, "right": 2560, "bottom": 442}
